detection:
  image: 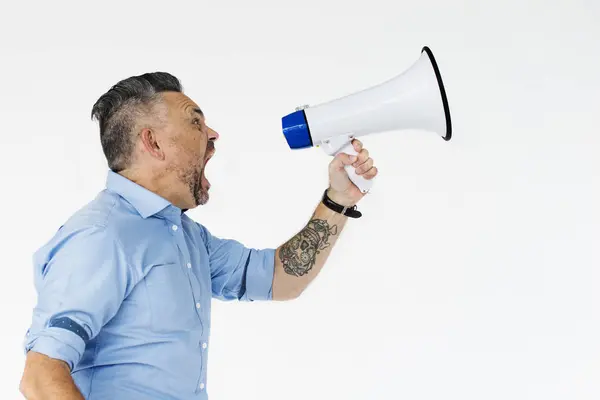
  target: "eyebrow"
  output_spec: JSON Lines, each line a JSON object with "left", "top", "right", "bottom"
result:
{"left": 192, "top": 108, "right": 204, "bottom": 117}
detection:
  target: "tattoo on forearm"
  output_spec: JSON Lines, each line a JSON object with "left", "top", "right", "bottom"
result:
{"left": 279, "top": 219, "right": 338, "bottom": 277}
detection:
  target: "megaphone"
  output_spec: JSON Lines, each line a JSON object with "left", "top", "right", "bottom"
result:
{"left": 281, "top": 46, "right": 452, "bottom": 194}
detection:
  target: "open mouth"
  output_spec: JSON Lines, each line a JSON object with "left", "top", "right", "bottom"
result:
{"left": 200, "top": 151, "right": 214, "bottom": 190}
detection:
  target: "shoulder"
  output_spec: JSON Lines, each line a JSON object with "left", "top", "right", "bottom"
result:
{"left": 33, "top": 190, "right": 132, "bottom": 264}
{"left": 180, "top": 215, "right": 236, "bottom": 255}
{"left": 58, "top": 190, "right": 134, "bottom": 241}
{"left": 181, "top": 215, "right": 249, "bottom": 258}
{"left": 181, "top": 214, "right": 209, "bottom": 246}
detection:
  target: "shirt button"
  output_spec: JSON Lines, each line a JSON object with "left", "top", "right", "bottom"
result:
{"left": 199, "top": 382, "right": 205, "bottom": 390}
{"left": 202, "top": 342, "right": 207, "bottom": 349}
{"left": 172, "top": 224, "right": 178, "bottom": 231}
{"left": 187, "top": 262, "right": 192, "bottom": 269}
{"left": 196, "top": 302, "right": 201, "bottom": 309}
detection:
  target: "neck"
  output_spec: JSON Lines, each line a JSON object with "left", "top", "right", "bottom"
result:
{"left": 118, "top": 167, "right": 189, "bottom": 210}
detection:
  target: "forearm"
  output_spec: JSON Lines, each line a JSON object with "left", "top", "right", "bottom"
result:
{"left": 272, "top": 193, "right": 349, "bottom": 300}
{"left": 20, "top": 351, "right": 85, "bottom": 400}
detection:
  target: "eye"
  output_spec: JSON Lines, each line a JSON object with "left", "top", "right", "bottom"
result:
{"left": 192, "top": 118, "right": 201, "bottom": 125}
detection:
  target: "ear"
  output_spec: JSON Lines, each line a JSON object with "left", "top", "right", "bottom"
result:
{"left": 139, "top": 128, "right": 165, "bottom": 161}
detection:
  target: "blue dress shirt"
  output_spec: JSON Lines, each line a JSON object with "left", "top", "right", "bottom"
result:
{"left": 23, "top": 170, "right": 276, "bottom": 399}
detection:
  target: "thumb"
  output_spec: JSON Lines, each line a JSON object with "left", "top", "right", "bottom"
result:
{"left": 330, "top": 152, "right": 357, "bottom": 171}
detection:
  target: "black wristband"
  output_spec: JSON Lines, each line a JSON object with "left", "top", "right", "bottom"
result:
{"left": 321, "top": 189, "right": 362, "bottom": 218}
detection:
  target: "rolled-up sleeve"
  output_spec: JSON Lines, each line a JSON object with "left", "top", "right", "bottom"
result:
{"left": 23, "top": 224, "right": 135, "bottom": 371}
{"left": 199, "top": 224, "right": 275, "bottom": 302}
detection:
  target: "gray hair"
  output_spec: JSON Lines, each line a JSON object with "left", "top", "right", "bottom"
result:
{"left": 91, "top": 72, "right": 183, "bottom": 172}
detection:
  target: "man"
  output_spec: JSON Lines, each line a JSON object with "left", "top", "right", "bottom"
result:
{"left": 19, "top": 72, "right": 378, "bottom": 399}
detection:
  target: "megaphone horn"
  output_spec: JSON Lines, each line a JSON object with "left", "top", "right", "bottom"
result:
{"left": 281, "top": 46, "right": 452, "bottom": 194}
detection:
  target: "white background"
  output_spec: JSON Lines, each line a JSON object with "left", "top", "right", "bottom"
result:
{"left": 1, "top": 0, "right": 599, "bottom": 399}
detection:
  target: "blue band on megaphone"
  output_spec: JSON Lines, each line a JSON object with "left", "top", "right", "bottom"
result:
{"left": 282, "top": 110, "right": 313, "bottom": 149}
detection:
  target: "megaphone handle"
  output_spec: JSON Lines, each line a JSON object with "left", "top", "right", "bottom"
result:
{"left": 335, "top": 141, "right": 374, "bottom": 194}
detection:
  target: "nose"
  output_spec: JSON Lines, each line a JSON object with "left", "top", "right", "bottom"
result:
{"left": 207, "top": 126, "right": 220, "bottom": 141}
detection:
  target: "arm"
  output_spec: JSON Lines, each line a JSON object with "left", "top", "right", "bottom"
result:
{"left": 20, "top": 225, "right": 135, "bottom": 399}
{"left": 20, "top": 351, "right": 84, "bottom": 400}
{"left": 203, "top": 139, "right": 376, "bottom": 302}
{"left": 272, "top": 190, "right": 348, "bottom": 300}
{"left": 200, "top": 198, "right": 346, "bottom": 303}
{"left": 272, "top": 138, "right": 377, "bottom": 300}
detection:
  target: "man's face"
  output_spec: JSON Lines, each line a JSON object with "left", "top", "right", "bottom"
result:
{"left": 158, "top": 91, "right": 218, "bottom": 208}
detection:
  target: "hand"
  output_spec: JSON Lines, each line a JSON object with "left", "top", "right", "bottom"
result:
{"left": 327, "top": 139, "right": 378, "bottom": 206}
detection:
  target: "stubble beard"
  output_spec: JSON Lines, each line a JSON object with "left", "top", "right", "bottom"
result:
{"left": 180, "top": 142, "right": 214, "bottom": 208}
{"left": 183, "top": 164, "right": 208, "bottom": 207}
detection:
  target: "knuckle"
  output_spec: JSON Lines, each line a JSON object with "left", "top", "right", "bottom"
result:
{"left": 358, "top": 163, "right": 371, "bottom": 174}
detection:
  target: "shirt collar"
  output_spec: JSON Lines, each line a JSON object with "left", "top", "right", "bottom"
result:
{"left": 106, "top": 170, "right": 181, "bottom": 219}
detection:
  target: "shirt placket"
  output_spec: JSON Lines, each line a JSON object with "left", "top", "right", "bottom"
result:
{"left": 167, "top": 218, "right": 205, "bottom": 336}
{"left": 167, "top": 217, "right": 208, "bottom": 394}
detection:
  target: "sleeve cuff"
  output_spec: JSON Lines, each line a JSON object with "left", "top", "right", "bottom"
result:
{"left": 24, "top": 327, "right": 86, "bottom": 371}
{"left": 244, "top": 248, "right": 276, "bottom": 301}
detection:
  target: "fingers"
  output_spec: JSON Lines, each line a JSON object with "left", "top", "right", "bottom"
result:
{"left": 362, "top": 166, "right": 378, "bottom": 180}
{"left": 330, "top": 139, "right": 378, "bottom": 181}
{"left": 352, "top": 147, "right": 369, "bottom": 169}
{"left": 350, "top": 140, "right": 377, "bottom": 179}
{"left": 355, "top": 157, "right": 377, "bottom": 180}
{"left": 330, "top": 152, "right": 357, "bottom": 171}
{"left": 355, "top": 157, "right": 373, "bottom": 175}
{"left": 331, "top": 139, "right": 366, "bottom": 167}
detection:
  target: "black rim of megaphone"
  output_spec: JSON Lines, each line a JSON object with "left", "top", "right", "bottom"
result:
{"left": 421, "top": 46, "right": 452, "bottom": 141}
